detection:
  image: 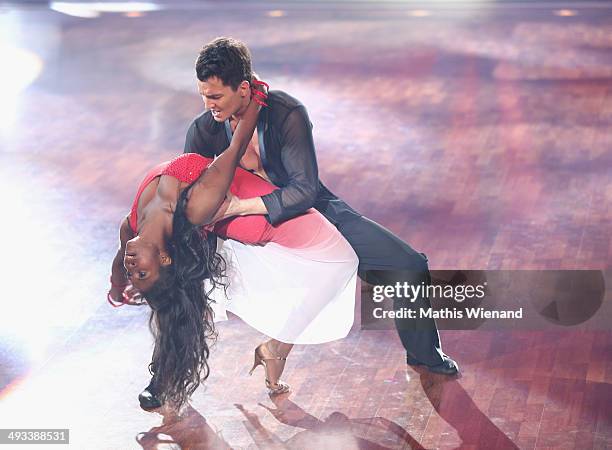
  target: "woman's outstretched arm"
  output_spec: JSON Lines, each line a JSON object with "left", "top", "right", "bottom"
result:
{"left": 185, "top": 97, "right": 261, "bottom": 226}
{"left": 108, "top": 216, "right": 134, "bottom": 300}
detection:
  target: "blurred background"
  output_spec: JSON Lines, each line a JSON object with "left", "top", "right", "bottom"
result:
{"left": 0, "top": 1, "right": 610, "bottom": 448}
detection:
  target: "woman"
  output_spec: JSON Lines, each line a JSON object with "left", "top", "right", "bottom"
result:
{"left": 108, "top": 92, "right": 358, "bottom": 409}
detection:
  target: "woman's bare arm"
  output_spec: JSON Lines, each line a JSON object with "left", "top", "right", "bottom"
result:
{"left": 185, "top": 97, "right": 261, "bottom": 226}
{"left": 110, "top": 216, "right": 133, "bottom": 287}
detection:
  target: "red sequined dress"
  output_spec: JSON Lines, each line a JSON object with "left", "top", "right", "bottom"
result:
{"left": 129, "top": 153, "right": 358, "bottom": 344}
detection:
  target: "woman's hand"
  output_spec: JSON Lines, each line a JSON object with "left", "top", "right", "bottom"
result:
{"left": 121, "top": 284, "right": 147, "bottom": 306}
{"left": 107, "top": 282, "right": 147, "bottom": 307}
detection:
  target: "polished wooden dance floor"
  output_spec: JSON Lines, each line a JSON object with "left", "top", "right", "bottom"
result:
{"left": 0, "top": 1, "right": 610, "bottom": 449}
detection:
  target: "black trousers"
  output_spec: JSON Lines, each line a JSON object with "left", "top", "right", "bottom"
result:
{"left": 315, "top": 195, "right": 446, "bottom": 366}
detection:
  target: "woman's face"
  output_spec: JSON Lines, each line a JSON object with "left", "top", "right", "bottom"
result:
{"left": 123, "top": 236, "right": 169, "bottom": 292}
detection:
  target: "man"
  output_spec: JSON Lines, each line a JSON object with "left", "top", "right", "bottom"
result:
{"left": 138, "top": 37, "right": 458, "bottom": 410}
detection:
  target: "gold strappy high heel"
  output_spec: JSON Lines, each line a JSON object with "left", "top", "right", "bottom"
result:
{"left": 248, "top": 343, "right": 291, "bottom": 395}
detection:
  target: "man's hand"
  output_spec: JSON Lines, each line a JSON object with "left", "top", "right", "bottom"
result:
{"left": 208, "top": 191, "right": 270, "bottom": 223}
{"left": 209, "top": 191, "right": 241, "bottom": 223}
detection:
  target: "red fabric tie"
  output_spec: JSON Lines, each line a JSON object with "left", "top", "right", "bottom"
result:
{"left": 252, "top": 80, "right": 269, "bottom": 107}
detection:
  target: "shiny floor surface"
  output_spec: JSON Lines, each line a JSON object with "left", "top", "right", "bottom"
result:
{"left": 0, "top": 2, "right": 611, "bottom": 449}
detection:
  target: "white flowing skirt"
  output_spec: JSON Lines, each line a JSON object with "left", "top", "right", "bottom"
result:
{"left": 206, "top": 230, "right": 359, "bottom": 345}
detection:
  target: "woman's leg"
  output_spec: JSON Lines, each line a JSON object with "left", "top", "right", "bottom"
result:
{"left": 249, "top": 339, "right": 293, "bottom": 393}
{"left": 262, "top": 339, "right": 293, "bottom": 386}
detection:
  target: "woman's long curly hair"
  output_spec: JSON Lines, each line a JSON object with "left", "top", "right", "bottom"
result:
{"left": 141, "top": 187, "right": 226, "bottom": 409}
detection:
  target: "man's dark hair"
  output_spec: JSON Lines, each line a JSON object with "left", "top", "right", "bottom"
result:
{"left": 195, "top": 37, "right": 253, "bottom": 90}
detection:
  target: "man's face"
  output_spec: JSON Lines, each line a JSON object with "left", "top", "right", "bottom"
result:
{"left": 197, "top": 76, "right": 248, "bottom": 122}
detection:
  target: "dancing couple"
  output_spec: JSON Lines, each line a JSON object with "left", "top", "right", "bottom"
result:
{"left": 108, "top": 37, "right": 458, "bottom": 410}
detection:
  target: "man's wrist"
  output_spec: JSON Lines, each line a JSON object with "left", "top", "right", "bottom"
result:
{"left": 234, "top": 198, "right": 245, "bottom": 216}
{"left": 225, "top": 197, "right": 243, "bottom": 217}
{"left": 238, "top": 196, "right": 268, "bottom": 216}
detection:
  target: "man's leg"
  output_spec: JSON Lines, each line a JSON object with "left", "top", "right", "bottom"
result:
{"left": 319, "top": 199, "right": 456, "bottom": 372}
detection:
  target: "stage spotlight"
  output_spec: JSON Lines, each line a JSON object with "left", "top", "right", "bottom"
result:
{"left": 124, "top": 11, "right": 145, "bottom": 18}
{"left": 0, "top": 45, "right": 43, "bottom": 136}
{"left": 50, "top": 2, "right": 161, "bottom": 18}
{"left": 408, "top": 10, "right": 431, "bottom": 17}
{"left": 267, "top": 10, "right": 286, "bottom": 18}
{"left": 554, "top": 9, "right": 578, "bottom": 17}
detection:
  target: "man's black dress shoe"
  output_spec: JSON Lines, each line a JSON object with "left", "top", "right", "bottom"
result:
{"left": 407, "top": 355, "right": 459, "bottom": 375}
{"left": 138, "top": 382, "right": 163, "bottom": 409}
